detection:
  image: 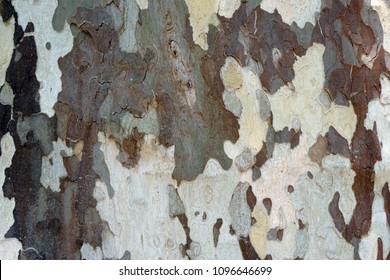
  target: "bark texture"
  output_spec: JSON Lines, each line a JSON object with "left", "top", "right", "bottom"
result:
{"left": 0, "top": 0, "right": 390, "bottom": 259}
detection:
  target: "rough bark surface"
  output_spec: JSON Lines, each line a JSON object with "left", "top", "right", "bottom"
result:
{"left": 0, "top": 0, "right": 390, "bottom": 259}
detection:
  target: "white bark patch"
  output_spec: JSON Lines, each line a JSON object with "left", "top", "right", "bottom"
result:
{"left": 253, "top": 141, "right": 316, "bottom": 259}
{"left": 13, "top": 0, "right": 73, "bottom": 117}
{"left": 40, "top": 139, "right": 73, "bottom": 192}
{"left": 292, "top": 154, "right": 356, "bottom": 259}
{"left": 218, "top": 0, "right": 241, "bottom": 18}
{"left": 261, "top": 0, "right": 321, "bottom": 28}
{"left": 178, "top": 160, "right": 243, "bottom": 259}
{"left": 0, "top": 133, "right": 22, "bottom": 259}
{"left": 268, "top": 43, "right": 357, "bottom": 146}
{"left": 96, "top": 133, "right": 186, "bottom": 259}
{"left": 0, "top": 82, "right": 14, "bottom": 106}
{"left": 365, "top": 75, "right": 390, "bottom": 164}
{"left": 0, "top": 16, "right": 15, "bottom": 87}
{"left": 363, "top": 74, "right": 390, "bottom": 259}
{"left": 80, "top": 243, "right": 103, "bottom": 260}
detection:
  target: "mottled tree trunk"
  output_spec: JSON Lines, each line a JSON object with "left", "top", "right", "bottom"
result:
{"left": 0, "top": 0, "right": 390, "bottom": 260}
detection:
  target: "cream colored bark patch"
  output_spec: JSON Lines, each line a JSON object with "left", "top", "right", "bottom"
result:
{"left": 0, "top": 17, "right": 15, "bottom": 87}
{"left": 0, "top": 134, "right": 22, "bottom": 259}
{"left": 185, "top": 0, "right": 220, "bottom": 50}
{"left": 261, "top": 0, "right": 321, "bottom": 28}
{"left": 249, "top": 206, "right": 268, "bottom": 258}
{"left": 185, "top": 0, "right": 240, "bottom": 50}
{"left": 136, "top": 0, "right": 148, "bottom": 10}
{"left": 13, "top": 0, "right": 73, "bottom": 117}
{"left": 372, "top": 0, "right": 390, "bottom": 53}
{"left": 268, "top": 43, "right": 357, "bottom": 146}
{"left": 221, "top": 57, "right": 268, "bottom": 159}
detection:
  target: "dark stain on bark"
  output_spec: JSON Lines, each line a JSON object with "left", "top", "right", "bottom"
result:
{"left": 177, "top": 213, "right": 193, "bottom": 259}
{"left": 377, "top": 237, "right": 383, "bottom": 260}
{"left": 239, "top": 184, "right": 259, "bottom": 259}
{"left": 246, "top": 185, "right": 257, "bottom": 212}
{"left": 156, "top": 92, "right": 175, "bottom": 147}
{"left": 0, "top": 103, "right": 11, "bottom": 153}
{"left": 120, "top": 127, "right": 144, "bottom": 168}
{"left": 6, "top": 35, "right": 40, "bottom": 117}
{"left": 298, "top": 219, "right": 306, "bottom": 230}
{"left": 309, "top": 135, "right": 330, "bottom": 166}
{"left": 0, "top": 0, "right": 14, "bottom": 22}
{"left": 255, "top": 125, "right": 301, "bottom": 170}
{"left": 326, "top": 126, "right": 351, "bottom": 158}
{"left": 266, "top": 228, "right": 283, "bottom": 241}
{"left": 252, "top": 167, "right": 261, "bottom": 181}
{"left": 309, "top": 126, "right": 351, "bottom": 166}
{"left": 276, "top": 228, "right": 284, "bottom": 241}
{"left": 262, "top": 198, "right": 272, "bottom": 215}
{"left": 168, "top": 185, "right": 194, "bottom": 259}
{"left": 382, "top": 183, "right": 390, "bottom": 227}
{"left": 255, "top": 141, "right": 268, "bottom": 169}
{"left": 25, "top": 22, "right": 34, "bottom": 33}
{"left": 274, "top": 127, "right": 301, "bottom": 149}
{"left": 213, "top": 218, "right": 223, "bottom": 247}
{"left": 239, "top": 236, "right": 260, "bottom": 260}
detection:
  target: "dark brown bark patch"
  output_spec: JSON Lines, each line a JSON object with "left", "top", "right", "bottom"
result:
{"left": 239, "top": 236, "right": 260, "bottom": 260}
{"left": 244, "top": 7, "right": 306, "bottom": 93}
{"left": 120, "top": 127, "right": 144, "bottom": 168}
{"left": 262, "top": 198, "right": 272, "bottom": 215}
{"left": 213, "top": 218, "right": 223, "bottom": 247}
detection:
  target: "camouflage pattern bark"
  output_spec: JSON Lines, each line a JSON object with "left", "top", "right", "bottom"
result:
{"left": 0, "top": 0, "right": 389, "bottom": 259}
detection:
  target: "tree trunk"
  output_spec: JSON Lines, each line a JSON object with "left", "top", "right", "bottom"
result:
{"left": 0, "top": 0, "right": 389, "bottom": 260}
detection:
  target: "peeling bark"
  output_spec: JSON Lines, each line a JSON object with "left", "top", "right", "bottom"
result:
{"left": 1, "top": 0, "right": 390, "bottom": 260}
